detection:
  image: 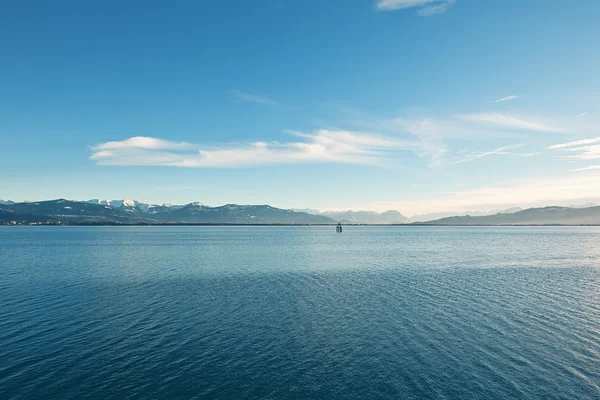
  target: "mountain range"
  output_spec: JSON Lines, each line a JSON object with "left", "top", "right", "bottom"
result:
{"left": 1, "top": 199, "right": 599, "bottom": 225}
{"left": 0, "top": 199, "right": 335, "bottom": 225}
{"left": 417, "top": 206, "right": 600, "bottom": 225}
{"left": 294, "top": 209, "right": 409, "bottom": 224}
{"left": 407, "top": 207, "right": 523, "bottom": 223}
{"left": 294, "top": 206, "right": 552, "bottom": 223}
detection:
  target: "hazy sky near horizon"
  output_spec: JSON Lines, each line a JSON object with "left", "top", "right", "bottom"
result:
{"left": 1, "top": 0, "right": 600, "bottom": 216}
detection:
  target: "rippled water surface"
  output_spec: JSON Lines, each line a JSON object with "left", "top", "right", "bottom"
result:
{"left": 1, "top": 226, "right": 599, "bottom": 399}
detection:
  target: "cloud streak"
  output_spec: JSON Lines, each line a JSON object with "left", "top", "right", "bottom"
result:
{"left": 90, "top": 131, "right": 418, "bottom": 168}
{"left": 570, "top": 165, "right": 600, "bottom": 172}
{"left": 548, "top": 136, "right": 600, "bottom": 160}
{"left": 520, "top": 152, "right": 540, "bottom": 157}
{"left": 231, "top": 90, "right": 281, "bottom": 106}
{"left": 453, "top": 143, "right": 526, "bottom": 164}
{"left": 94, "top": 137, "right": 192, "bottom": 150}
{"left": 493, "top": 95, "right": 517, "bottom": 103}
{"left": 460, "top": 113, "right": 564, "bottom": 133}
{"left": 376, "top": 0, "right": 455, "bottom": 16}
{"left": 548, "top": 137, "right": 600, "bottom": 150}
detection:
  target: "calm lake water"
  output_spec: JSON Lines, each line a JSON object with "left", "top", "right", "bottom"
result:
{"left": 1, "top": 226, "right": 599, "bottom": 399}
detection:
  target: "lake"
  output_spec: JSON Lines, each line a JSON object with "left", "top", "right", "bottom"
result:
{"left": 1, "top": 226, "right": 599, "bottom": 399}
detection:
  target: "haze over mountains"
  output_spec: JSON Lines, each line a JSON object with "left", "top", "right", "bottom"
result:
{"left": 408, "top": 207, "right": 523, "bottom": 223}
{"left": 294, "top": 209, "right": 409, "bottom": 224}
{"left": 418, "top": 206, "right": 600, "bottom": 226}
{"left": 1, "top": 198, "right": 600, "bottom": 225}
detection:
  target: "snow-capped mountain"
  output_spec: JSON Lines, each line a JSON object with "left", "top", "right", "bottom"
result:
{"left": 167, "top": 204, "right": 333, "bottom": 224}
{"left": 84, "top": 200, "right": 334, "bottom": 223}
{"left": 3, "top": 198, "right": 600, "bottom": 225}
{"left": 87, "top": 199, "right": 184, "bottom": 215}
{"left": 1, "top": 199, "right": 335, "bottom": 224}
{"left": 4, "top": 199, "right": 150, "bottom": 223}
{"left": 0, "top": 200, "right": 15, "bottom": 205}
{"left": 88, "top": 199, "right": 145, "bottom": 209}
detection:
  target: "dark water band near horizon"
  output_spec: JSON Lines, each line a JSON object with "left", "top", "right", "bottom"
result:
{"left": 1, "top": 226, "right": 599, "bottom": 399}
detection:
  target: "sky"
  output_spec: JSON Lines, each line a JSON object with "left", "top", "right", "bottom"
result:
{"left": 1, "top": 0, "right": 599, "bottom": 217}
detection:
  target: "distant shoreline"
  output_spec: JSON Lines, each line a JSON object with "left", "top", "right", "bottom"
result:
{"left": 3, "top": 223, "right": 600, "bottom": 227}
{"left": 4, "top": 200, "right": 599, "bottom": 226}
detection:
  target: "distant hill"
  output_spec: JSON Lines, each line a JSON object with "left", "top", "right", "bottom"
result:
{"left": 293, "top": 209, "right": 409, "bottom": 224}
{"left": 0, "top": 209, "right": 57, "bottom": 224}
{"left": 569, "top": 203, "right": 598, "bottom": 208}
{"left": 291, "top": 208, "right": 322, "bottom": 215}
{"left": 6, "top": 199, "right": 151, "bottom": 224}
{"left": 408, "top": 207, "right": 522, "bottom": 223}
{"left": 86, "top": 199, "right": 185, "bottom": 217}
{"left": 418, "top": 206, "right": 600, "bottom": 225}
{"left": 324, "top": 210, "right": 408, "bottom": 224}
{"left": 4, "top": 199, "right": 600, "bottom": 226}
{"left": 2, "top": 199, "right": 335, "bottom": 225}
{"left": 165, "top": 203, "right": 334, "bottom": 224}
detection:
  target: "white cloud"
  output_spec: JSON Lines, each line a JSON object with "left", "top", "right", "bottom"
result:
{"left": 376, "top": 0, "right": 440, "bottom": 10}
{"left": 345, "top": 110, "right": 558, "bottom": 167}
{"left": 376, "top": 0, "right": 455, "bottom": 16}
{"left": 547, "top": 136, "right": 600, "bottom": 160}
{"left": 520, "top": 152, "right": 540, "bottom": 157}
{"left": 90, "top": 131, "right": 417, "bottom": 168}
{"left": 547, "top": 136, "right": 600, "bottom": 150}
{"left": 453, "top": 143, "right": 525, "bottom": 164}
{"left": 231, "top": 90, "right": 281, "bottom": 106}
{"left": 493, "top": 95, "right": 517, "bottom": 103}
{"left": 417, "top": 1, "right": 455, "bottom": 16}
{"left": 94, "top": 137, "right": 192, "bottom": 150}
{"left": 571, "top": 165, "right": 600, "bottom": 172}
{"left": 459, "top": 113, "right": 564, "bottom": 133}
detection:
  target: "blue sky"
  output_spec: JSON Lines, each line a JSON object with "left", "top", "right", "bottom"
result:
{"left": 1, "top": 0, "right": 599, "bottom": 216}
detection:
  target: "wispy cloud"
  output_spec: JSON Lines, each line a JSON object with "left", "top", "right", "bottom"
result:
{"left": 343, "top": 109, "right": 555, "bottom": 167}
{"left": 493, "top": 95, "right": 517, "bottom": 103}
{"left": 547, "top": 137, "right": 600, "bottom": 150}
{"left": 548, "top": 136, "right": 600, "bottom": 160}
{"left": 231, "top": 90, "right": 281, "bottom": 106}
{"left": 520, "top": 152, "right": 540, "bottom": 157}
{"left": 417, "top": 0, "right": 455, "bottom": 16}
{"left": 93, "top": 137, "right": 192, "bottom": 151}
{"left": 89, "top": 137, "right": 193, "bottom": 163}
{"left": 459, "top": 113, "right": 564, "bottom": 133}
{"left": 570, "top": 165, "right": 600, "bottom": 172}
{"left": 453, "top": 143, "right": 525, "bottom": 164}
{"left": 90, "top": 131, "right": 416, "bottom": 168}
{"left": 376, "top": 0, "right": 455, "bottom": 16}
{"left": 394, "top": 119, "right": 448, "bottom": 167}
{"left": 575, "top": 112, "right": 586, "bottom": 119}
